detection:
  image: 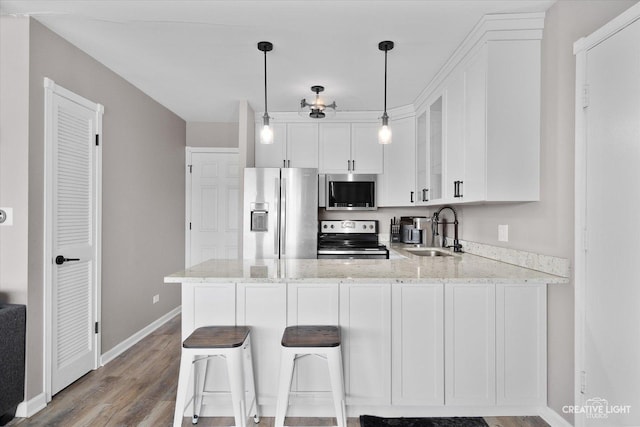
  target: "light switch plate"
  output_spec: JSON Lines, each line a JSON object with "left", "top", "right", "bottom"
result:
{"left": 498, "top": 224, "right": 509, "bottom": 242}
{"left": 0, "top": 207, "right": 13, "bottom": 226}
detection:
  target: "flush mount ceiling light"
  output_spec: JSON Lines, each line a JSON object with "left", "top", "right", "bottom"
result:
{"left": 378, "top": 40, "right": 394, "bottom": 144}
{"left": 258, "top": 41, "right": 273, "bottom": 144}
{"left": 300, "top": 85, "right": 337, "bottom": 119}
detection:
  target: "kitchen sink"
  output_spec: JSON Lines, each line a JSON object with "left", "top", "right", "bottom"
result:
{"left": 405, "top": 247, "right": 453, "bottom": 257}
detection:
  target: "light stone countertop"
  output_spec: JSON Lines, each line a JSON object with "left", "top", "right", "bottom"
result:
{"left": 165, "top": 244, "right": 569, "bottom": 285}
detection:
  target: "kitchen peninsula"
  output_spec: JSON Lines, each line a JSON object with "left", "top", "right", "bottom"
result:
{"left": 165, "top": 247, "right": 567, "bottom": 419}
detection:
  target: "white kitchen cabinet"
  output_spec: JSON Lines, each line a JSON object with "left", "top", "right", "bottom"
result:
{"left": 182, "top": 283, "right": 237, "bottom": 406}
{"left": 236, "top": 282, "right": 287, "bottom": 405}
{"left": 415, "top": 93, "right": 445, "bottom": 206}
{"left": 444, "top": 69, "right": 465, "bottom": 203}
{"left": 380, "top": 116, "right": 416, "bottom": 206}
{"left": 415, "top": 110, "right": 428, "bottom": 205}
{"left": 392, "top": 283, "right": 444, "bottom": 405}
{"left": 350, "top": 123, "right": 384, "bottom": 174}
{"left": 445, "top": 284, "right": 496, "bottom": 406}
{"left": 286, "top": 123, "right": 319, "bottom": 168}
{"left": 340, "top": 282, "right": 391, "bottom": 406}
{"left": 319, "top": 123, "right": 351, "bottom": 173}
{"left": 255, "top": 123, "right": 318, "bottom": 168}
{"left": 496, "top": 284, "right": 546, "bottom": 405}
{"left": 287, "top": 282, "right": 339, "bottom": 394}
{"left": 319, "top": 123, "right": 383, "bottom": 174}
{"left": 453, "top": 40, "right": 540, "bottom": 202}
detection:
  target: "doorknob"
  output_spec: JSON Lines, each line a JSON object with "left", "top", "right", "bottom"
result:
{"left": 55, "top": 255, "right": 80, "bottom": 265}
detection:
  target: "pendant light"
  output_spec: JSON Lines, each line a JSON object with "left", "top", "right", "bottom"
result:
{"left": 378, "top": 40, "right": 394, "bottom": 144}
{"left": 258, "top": 41, "right": 274, "bottom": 144}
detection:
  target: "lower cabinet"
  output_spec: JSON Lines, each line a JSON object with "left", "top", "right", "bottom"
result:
{"left": 287, "top": 282, "right": 340, "bottom": 394}
{"left": 180, "top": 281, "right": 547, "bottom": 414}
{"left": 496, "top": 284, "right": 546, "bottom": 405}
{"left": 445, "top": 284, "right": 496, "bottom": 406}
{"left": 236, "top": 282, "right": 288, "bottom": 405}
{"left": 392, "top": 283, "right": 444, "bottom": 405}
{"left": 340, "top": 282, "right": 392, "bottom": 406}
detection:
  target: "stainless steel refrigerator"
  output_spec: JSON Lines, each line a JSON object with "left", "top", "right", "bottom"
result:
{"left": 243, "top": 168, "right": 318, "bottom": 259}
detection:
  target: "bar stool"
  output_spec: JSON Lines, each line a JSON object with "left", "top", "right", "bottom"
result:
{"left": 274, "top": 325, "right": 346, "bottom": 427}
{"left": 173, "top": 326, "right": 259, "bottom": 427}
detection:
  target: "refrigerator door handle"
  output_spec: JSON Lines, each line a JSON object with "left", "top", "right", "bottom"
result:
{"left": 274, "top": 177, "right": 280, "bottom": 256}
{"left": 281, "top": 177, "right": 286, "bottom": 255}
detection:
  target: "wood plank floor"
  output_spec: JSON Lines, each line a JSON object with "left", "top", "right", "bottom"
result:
{"left": 8, "top": 315, "right": 550, "bottom": 427}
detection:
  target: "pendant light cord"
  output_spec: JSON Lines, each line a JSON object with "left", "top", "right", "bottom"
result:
{"left": 383, "top": 48, "right": 388, "bottom": 115}
{"left": 263, "top": 50, "right": 268, "bottom": 116}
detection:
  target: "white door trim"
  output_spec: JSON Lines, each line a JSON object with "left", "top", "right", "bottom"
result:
{"left": 573, "top": 5, "right": 640, "bottom": 427}
{"left": 185, "top": 147, "right": 239, "bottom": 267}
{"left": 43, "top": 77, "right": 103, "bottom": 402}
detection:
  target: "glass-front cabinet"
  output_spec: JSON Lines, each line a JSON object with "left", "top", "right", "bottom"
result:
{"left": 415, "top": 94, "right": 444, "bottom": 205}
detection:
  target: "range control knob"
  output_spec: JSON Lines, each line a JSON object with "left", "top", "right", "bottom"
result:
{"left": 369, "top": 225, "right": 374, "bottom": 229}
{"left": 323, "top": 224, "right": 328, "bottom": 229}
{"left": 330, "top": 224, "right": 335, "bottom": 229}
{"left": 362, "top": 225, "right": 367, "bottom": 229}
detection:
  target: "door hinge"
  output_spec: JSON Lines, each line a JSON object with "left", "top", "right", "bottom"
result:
{"left": 95, "top": 134, "right": 100, "bottom": 146}
{"left": 580, "top": 371, "right": 587, "bottom": 394}
{"left": 188, "top": 164, "right": 193, "bottom": 174}
{"left": 94, "top": 322, "right": 99, "bottom": 334}
{"left": 582, "top": 85, "right": 589, "bottom": 108}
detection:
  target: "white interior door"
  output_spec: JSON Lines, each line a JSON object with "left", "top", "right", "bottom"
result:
{"left": 581, "top": 18, "right": 640, "bottom": 427}
{"left": 187, "top": 149, "right": 240, "bottom": 266}
{"left": 45, "top": 79, "right": 102, "bottom": 397}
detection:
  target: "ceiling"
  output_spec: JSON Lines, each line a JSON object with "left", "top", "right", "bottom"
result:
{"left": 0, "top": 1, "right": 555, "bottom": 122}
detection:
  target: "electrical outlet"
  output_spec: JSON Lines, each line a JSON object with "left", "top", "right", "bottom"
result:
{"left": 498, "top": 224, "right": 509, "bottom": 242}
{"left": 0, "top": 207, "right": 13, "bottom": 226}
{"left": 153, "top": 294, "right": 159, "bottom": 304}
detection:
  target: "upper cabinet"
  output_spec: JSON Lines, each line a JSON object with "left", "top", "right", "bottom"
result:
{"left": 319, "top": 122, "right": 384, "bottom": 174}
{"left": 255, "top": 122, "right": 319, "bottom": 168}
{"left": 380, "top": 115, "right": 416, "bottom": 207}
{"left": 415, "top": 14, "right": 543, "bottom": 206}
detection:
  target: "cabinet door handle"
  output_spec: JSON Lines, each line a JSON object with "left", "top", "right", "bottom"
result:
{"left": 287, "top": 160, "right": 291, "bottom": 168}
{"left": 352, "top": 160, "right": 355, "bottom": 171}
{"left": 422, "top": 188, "right": 429, "bottom": 202}
{"left": 347, "top": 160, "right": 351, "bottom": 171}
{"left": 283, "top": 160, "right": 286, "bottom": 168}
{"left": 454, "top": 181, "right": 459, "bottom": 198}
{"left": 458, "top": 181, "right": 463, "bottom": 198}
{"left": 410, "top": 191, "right": 414, "bottom": 203}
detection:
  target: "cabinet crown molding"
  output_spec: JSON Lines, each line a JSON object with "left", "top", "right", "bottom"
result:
{"left": 413, "top": 12, "right": 545, "bottom": 111}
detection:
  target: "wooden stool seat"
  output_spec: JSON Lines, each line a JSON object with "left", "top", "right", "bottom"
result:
{"left": 184, "top": 326, "right": 250, "bottom": 348}
{"left": 281, "top": 325, "right": 340, "bottom": 348}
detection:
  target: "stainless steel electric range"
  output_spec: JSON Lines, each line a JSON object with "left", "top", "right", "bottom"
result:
{"left": 317, "top": 220, "right": 389, "bottom": 259}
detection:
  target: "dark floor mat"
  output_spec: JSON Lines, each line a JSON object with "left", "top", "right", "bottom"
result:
{"left": 360, "top": 415, "right": 489, "bottom": 427}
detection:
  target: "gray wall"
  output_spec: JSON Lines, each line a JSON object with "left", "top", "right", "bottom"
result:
{"left": 458, "top": 1, "right": 638, "bottom": 422}
{"left": 0, "top": 17, "right": 30, "bottom": 305}
{"left": 186, "top": 122, "right": 238, "bottom": 147}
{"left": 3, "top": 17, "right": 186, "bottom": 401}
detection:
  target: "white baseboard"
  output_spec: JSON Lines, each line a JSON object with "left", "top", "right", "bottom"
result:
{"left": 100, "top": 306, "right": 181, "bottom": 366}
{"left": 15, "top": 392, "right": 47, "bottom": 418}
{"left": 539, "top": 406, "right": 574, "bottom": 427}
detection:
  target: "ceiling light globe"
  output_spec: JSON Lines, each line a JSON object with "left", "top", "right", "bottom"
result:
{"left": 260, "top": 125, "right": 274, "bottom": 144}
{"left": 378, "top": 124, "right": 392, "bottom": 144}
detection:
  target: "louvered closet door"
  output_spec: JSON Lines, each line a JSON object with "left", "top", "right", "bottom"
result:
{"left": 51, "top": 92, "right": 98, "bottom": 395}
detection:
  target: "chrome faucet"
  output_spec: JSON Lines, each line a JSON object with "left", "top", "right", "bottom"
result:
{"left": 432, "top": 206, "right": 463, "bottom": 253}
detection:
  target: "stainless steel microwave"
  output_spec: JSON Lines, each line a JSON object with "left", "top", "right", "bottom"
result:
{"left": 324, "top": 174, "right": 377, "bottom": 210}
